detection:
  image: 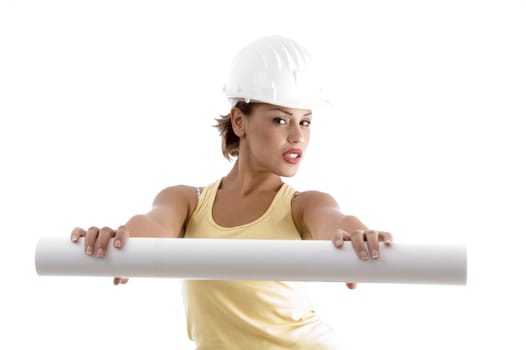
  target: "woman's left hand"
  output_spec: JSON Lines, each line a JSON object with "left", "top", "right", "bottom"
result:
{"left": 332, "top": 229, "right": 393, "bottom": 289}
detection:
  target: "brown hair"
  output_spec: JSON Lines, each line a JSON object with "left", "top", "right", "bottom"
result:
{"left": 214, "top": 101, "right": 255, "bottom": 160}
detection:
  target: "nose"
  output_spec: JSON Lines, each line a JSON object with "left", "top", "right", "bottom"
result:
{"left": 287, "top": 123, "right": 305, "bottom": 144}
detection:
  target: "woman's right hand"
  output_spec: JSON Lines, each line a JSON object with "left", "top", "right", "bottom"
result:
{"left": 70, "top": 225, "right": 130, "bottom": 285}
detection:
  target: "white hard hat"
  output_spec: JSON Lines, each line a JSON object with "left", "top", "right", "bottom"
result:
{"left": 223, "top": 35, "right": 330, "bottom": 110}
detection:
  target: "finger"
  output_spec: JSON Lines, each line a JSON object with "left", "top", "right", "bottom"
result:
{"left": 113, "top": 225, "right": 130, "bottom": 249}
{"left": 365, "top": 230, "right": 380, "bottom": 259}
{"left": 345, "top": 282, "right": 358, "bottom": 289}
{"left": 84, "top": 226, "right": 100, "bottom": 255}
{"left": 95, "top": 226, "right": 115, "bottom": 258}
{"left": 332, "top": 229, "right": 350, "bottom": 248}
{"left": 113, "top": 277, "right": 129, "bottom": 286}
{"left": 379, "top": 231, "right": 394, "bottom": 247}
{"left": 70, "top": 227, "right": 86, "bottom": 243}
{"left": 350, "top": 229, "right": 369, "bottom": 260}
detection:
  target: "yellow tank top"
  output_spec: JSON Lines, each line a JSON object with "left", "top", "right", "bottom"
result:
{"left": 182, "top": 179, "right": 342, "bottom": 350}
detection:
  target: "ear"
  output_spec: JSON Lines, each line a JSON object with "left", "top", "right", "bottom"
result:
{"left": 231, "top": 107, "right": 246, "bottom": 138}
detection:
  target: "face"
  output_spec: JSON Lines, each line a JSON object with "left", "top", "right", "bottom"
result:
{"left": 233, "top": 103, "right": 312, "bottom": 177}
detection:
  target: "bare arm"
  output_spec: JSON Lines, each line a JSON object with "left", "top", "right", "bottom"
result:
{"left": 70, "top": 185, "right": 199, "bottom": 284}
{"left": 293, "top": 190, "right": 392, "bottom": 260}
{"left": 125, "top": 185, "right": 199, "bottom": 239}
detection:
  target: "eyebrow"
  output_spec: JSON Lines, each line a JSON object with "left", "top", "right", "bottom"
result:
{"left": 267, "top": 108, "right": 312, "bottom": 117}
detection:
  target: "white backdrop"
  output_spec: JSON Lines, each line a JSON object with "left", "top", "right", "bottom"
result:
{"left": 1, "top": 0, "right": 525, "bottom": 349}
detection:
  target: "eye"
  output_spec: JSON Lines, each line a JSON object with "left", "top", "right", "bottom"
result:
{"left": 273, "top": 117, "right": 288, "bottom": 125}
{"left": 300, "top": 120, "right": 311, "bottom": 127}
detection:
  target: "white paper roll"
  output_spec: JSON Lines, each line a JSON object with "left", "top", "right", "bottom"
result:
{"left": 35, "top": 238, "right": 467, "bottom": 285}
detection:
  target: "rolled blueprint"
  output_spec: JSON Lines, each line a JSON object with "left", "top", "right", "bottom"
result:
{"left": 35, "top": 238, "right": 467, "bottom": 285}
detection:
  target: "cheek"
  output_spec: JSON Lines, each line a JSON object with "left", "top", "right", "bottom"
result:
{"left": 303, "top": 130, "right": 311, "bottom": 146}
{"left": 255, "top": 128, "right": 282, "bottom": 145}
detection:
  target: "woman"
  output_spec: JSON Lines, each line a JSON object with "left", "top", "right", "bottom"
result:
{"left": 70, "top": 36, "right": 393, "bottom": 350}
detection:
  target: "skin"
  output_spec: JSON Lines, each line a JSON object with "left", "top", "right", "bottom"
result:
{"left": 71, "top": 103, "right": 393, "bottom": 288}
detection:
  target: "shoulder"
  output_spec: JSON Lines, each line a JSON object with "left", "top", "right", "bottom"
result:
{"left": 153, "top": 185, "right": 198, "bottom": 202}
{"left": 291, "top": 190, "right": 342, "bottom": 239}
{"left": 291, "top": 190, "right": 340, "bottom": 225}
{"left": 292, "top": 190, "right": 340, "bottom": 211}
{"left": 153, "top": 185, "right": 200, "bottom": 213}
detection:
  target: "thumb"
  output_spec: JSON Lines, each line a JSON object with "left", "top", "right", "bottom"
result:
{"left": 345, "top": 282, "right": 358, "bottom": 290}
{"left": 113, "top": 277, "right": 129, "bottom": 285}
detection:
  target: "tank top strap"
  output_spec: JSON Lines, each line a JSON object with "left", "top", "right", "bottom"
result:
{"left": 190, "top": 179, "right": 221, "bottom": 222}
{"left": 270, "top": 182, "right": 297, "bottom": 213}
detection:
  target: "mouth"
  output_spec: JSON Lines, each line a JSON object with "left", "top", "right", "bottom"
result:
{"left": 283, "top": 149, "right": 302, "bottom": 164}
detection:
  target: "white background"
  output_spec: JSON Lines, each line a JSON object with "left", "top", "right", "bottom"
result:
{"left": 1, "top": 0, "right": 525, "bottom": 349}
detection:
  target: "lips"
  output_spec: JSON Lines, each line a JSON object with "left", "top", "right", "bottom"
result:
{"left": 283, "top": 149, "right": 302, "bottom": 164}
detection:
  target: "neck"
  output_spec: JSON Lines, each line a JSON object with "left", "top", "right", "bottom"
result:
{"left": 221, "top": 160, "right": 283, "bottom": 196}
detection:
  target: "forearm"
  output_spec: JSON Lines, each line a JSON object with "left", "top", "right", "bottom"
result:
{"left": 296, "top": 191, "right": 369, "bottom": 240}
{"left": 307, "top": 214, "right": 369, "bottom": 240}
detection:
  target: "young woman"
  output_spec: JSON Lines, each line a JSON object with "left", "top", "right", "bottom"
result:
{"left": 70, "top": 36, "right": 393, "bottom": 350}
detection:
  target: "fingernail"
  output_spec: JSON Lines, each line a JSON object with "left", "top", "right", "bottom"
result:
{"left": 96, "top": 248, "right": 104, "bottom": 258}
{"left": 371, "top": 249, "right": 379, "bottom": 259}
{"left": 114, "top": 240, "right": 121, "bottom": 248}
{"left": 71, "top": 236, "right": 77, "bottom": 242}
{"left": 360, "top": 250, "right": 369, "bottom": 260}
{"left": 86, "top": 246, "right": 93, "bottom": 255}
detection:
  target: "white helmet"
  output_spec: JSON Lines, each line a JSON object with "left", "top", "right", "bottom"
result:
{"left": 223, "top": 35, "right": 330, "bottom": 110}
